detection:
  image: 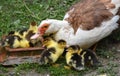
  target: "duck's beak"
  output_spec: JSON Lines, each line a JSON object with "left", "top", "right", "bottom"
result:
{"left": 30, "top": 33, "right": 40, "bottom": 39}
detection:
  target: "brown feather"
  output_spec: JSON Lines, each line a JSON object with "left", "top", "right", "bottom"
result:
{"left": 65, "top": 0, "right": 114, "bottom": 33}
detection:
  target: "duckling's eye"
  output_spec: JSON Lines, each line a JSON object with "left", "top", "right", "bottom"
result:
{"left": 68, "top": 48, "right": 72, "bottom": 51}
{"left": 44, "top": 39, "right": 49, "bottom": 42}
{"left": 69, "top": 48, "right": 72, "bottom": 50}
{"left": 44, "top": 39, "right": 47, "bottom": 42}
{"left": 6, "top": 39, "right": 9, "bottom": 42}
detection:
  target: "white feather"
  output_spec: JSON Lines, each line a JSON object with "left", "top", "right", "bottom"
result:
{"left": 55, "top": 15, "right": 119, "bottom": 48}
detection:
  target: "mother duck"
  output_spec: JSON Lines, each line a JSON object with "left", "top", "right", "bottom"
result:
{"left": 31, "top": 0, "right": 120, "bottom": 49}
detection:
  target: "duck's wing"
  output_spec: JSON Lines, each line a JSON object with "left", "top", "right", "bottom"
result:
{"left": 64, "top": 0, "right": 117, "bottom": 33}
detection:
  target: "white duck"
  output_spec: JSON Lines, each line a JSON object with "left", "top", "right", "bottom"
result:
{"left": 31, "top": 0, "right": 120, "bottom": 49}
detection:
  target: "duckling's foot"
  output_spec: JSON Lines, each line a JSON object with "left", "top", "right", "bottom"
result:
{"left": 64, "top": 65, "right": 71, "bottom": 70}
{"left": 52, "top": 63, "right": 60, "bottom": 67}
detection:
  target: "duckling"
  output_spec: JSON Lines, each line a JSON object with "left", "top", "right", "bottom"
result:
{"left": 8, "top": 21, "right": 37, "bottom": 40}
{"left": 25, "top": 21, "right": 38, "bottom": 40}
{"left": 7, "top": 21, "right": 41, "bottom": 47}
{"left": 57, "top": 40, "right": 67, "bottom": 56}
{"left": 38, "top": 37, "right": 66, "bottom": 65}
{"left": 65, "top": 45, "right": 85, "bottom": 71}
{"left": 25, "top": 21, "right": 42, "bottom": 47}
{"left": 78, "top": 48, "right": 101, "bottom": 67}
{"left": 1, "top": 35, "right": 33, "bottom": 48}
{"left": 38, "top": 47, "right": 57, "bottom": 65}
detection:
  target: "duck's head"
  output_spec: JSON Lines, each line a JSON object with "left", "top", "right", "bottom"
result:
{"left": 31, "top": 19, "right": 69, "bottom": 39}
{"left": 30, "top": 19, "right": 56, "bottom": 39}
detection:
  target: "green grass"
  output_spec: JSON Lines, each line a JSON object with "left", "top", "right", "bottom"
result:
{"left": 13, "top": 58, "right": 89, "bottom": 76}
{"left": 0, "top": 0, "right": 120, "bottom": 76}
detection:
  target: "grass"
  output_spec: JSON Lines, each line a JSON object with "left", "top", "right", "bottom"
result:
{"left": 0, "top": 0, "right": 79, "bottom": 37}
{"left": 97, "top": 62, "right": 118, "bottom": 76}
{"left": 0, "top": 0, "right": 120, "bottom": 76}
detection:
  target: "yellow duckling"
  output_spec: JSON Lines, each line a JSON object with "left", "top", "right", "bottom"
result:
{"left": 77, "top": 48, "right": 101, "bottom": 67}
{"left": 8, "top": 21, "right": 37, "bottom": 40}
{"left": 65, "top": 45, "right": 85, "bottom": 71}
{"left": 25, "top": 21, "right": 42, "bottom": 47}
{"left": 1, "top": 35, "right": 32, "bottom": 48}
{"left": 38, "top": 36, "right": 66, "bottom": 65}
{"left": 25, "top": 21, "right": 38, "bottom": 40}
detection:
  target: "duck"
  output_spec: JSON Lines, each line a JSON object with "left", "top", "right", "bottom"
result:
{"left": 38, "top": 36, "right": 66, "bottom": 65}
{"left": 31, "top": 0, "right": 120, "bottom": 49}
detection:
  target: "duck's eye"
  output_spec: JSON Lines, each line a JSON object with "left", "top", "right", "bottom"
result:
{"left": 44, "top": 26, "right": 48, "bottom": 28}
{"left": 41, "top": 23, "right": 49, "bottom": 28}
{"left": 42, "top": 25, "right": 48, "bottom": 29}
